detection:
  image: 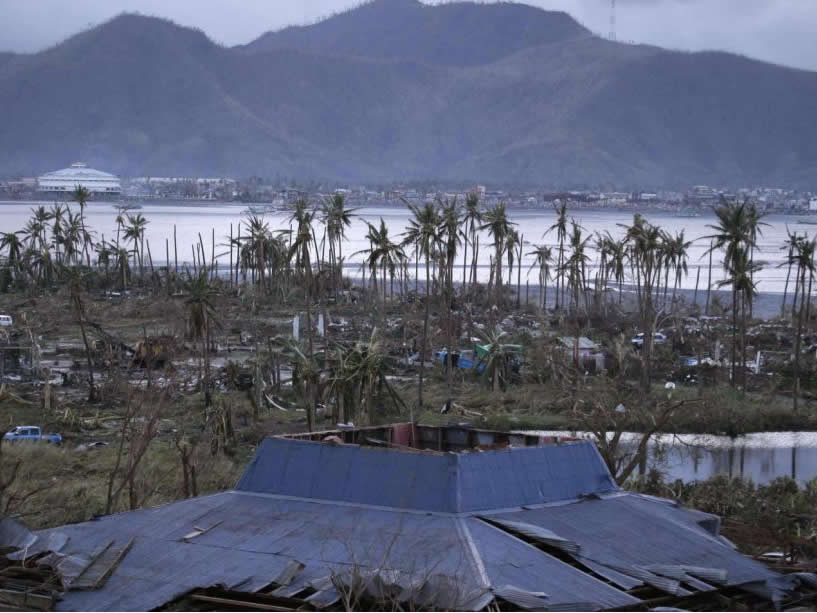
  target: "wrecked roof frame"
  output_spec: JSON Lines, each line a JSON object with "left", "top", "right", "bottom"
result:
{"left": 2, "top": 423, "right": 816, "bottom": 612}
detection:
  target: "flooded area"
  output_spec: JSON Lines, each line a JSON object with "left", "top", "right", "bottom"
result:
{"left": 525, "top": 430, "right": 817, "bottom": 486}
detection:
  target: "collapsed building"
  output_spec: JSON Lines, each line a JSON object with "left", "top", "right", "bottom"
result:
{"left": 2, "top": 424, "right": 816, "bottom": 611}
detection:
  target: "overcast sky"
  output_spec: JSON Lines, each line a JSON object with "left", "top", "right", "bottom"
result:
{"left": 2, "top": 0, "right": 816, "bottom": 72}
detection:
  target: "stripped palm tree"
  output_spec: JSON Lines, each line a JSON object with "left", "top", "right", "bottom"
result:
{"left": 527, "top": 243, "right": 553, "bottom": 310}
{"left": 703, "top": 197, "right": 756, "bottom": 386}
{"left": 185, "top": 270, "right": 220, "bottom": 407}
{"left": 717, "top": 245, "right": 761, "bottom": 393}
{"left": 745, "top": 201, "right": 769, "bottom": 318}
{"left": 785, "top": 234, "right": 816, "bottom": 413}
{"left": 462, "top": 192, "right": 482, "bottom": 289}
{"left": 123, "top": 213, "right": 149, "bottom": 278}
{"left": 480, "top": 202, "right": 514, "bottom": 306}
{"left": 322, "top": 193, "right": 357, "bottom": 294}
{"left": 72, "top": 185, "right": 92, "bottom": 266}
{"left": 546, "top": 202, "right": 569, "bottom": 310}
{"left": 403, "top": 202, "right": 441, "bottom": 408}
{"left": 0, "top": 231, "right": 25, "bottom": 285}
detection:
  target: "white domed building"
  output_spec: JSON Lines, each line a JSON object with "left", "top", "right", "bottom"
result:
{"left": 37, "top": 162, "right": 121, "bottom": 195}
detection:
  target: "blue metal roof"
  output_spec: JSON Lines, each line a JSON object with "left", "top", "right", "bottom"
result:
{"left": 483, "top": 493, "right": 778, "bottom": 589}
{"left": 237, "top": 437, "right": 617, "bottom": 513}
{"left": 26, "top": 434, "right": 795, "bottom": 611}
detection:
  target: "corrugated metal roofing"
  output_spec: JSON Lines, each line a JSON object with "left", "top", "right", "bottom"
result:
{"left": 237, "top": 437, "right": 617, "bottom": 513}
{"left": 27, "top": 434, "right": 790, "bottom": 611}
{"left": 484, "top": 493, "right": 778, "bottom": 589}
{"left": 466, "top": 518, "right": 638, "bottom": 610}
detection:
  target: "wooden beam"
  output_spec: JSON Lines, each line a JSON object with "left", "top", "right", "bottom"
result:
{"left": 190, "top": 594, "right": 295, "bottom": 611}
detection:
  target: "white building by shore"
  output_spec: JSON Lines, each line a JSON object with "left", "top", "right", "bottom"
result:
{"left": 38, "top": 162, "right": 121, "bottom": 195}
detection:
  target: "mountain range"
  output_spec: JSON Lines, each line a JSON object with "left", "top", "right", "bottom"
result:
{"left": 0, "top": 0, "right": 816, "bottom": 188}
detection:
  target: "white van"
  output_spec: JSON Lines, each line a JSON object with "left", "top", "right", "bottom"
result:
{"left": 0, "top": 315, "right": 12, "bottom": 327}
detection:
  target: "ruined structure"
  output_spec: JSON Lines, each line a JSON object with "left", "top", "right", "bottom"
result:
{"left": 2, "top": 424, "right": 815, "bottom": 611}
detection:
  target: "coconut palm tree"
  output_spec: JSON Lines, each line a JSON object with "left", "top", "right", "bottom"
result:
{"left": 240, "top": 215, "right": 271, "bottom": 286}
{"left": 461, "top": 192, "right": 482, "bottom": 289}
{"left": 663, "top": 230, "right": 692, "bottom": 305}
{"left": 505, "top": 228, "right": 520, "bottom": 304}
{"left": 123, "top": 213, "right": 149, "bottom": 278}
{"left": 358, "top": 218, "right": 405, "bottom": 304}
{"left": 68, "top": 269, "right": 97, "bottom": 402}
{"left": 717, "top": 245, "right": 761, "bottom": 392}
{"left": 480, "top": 203, "right": 513, "bottom": 305}
{"left": 564, "top": 221, "right": 590, "bottom": 313}
{"left": 72, "top": 185, "right": 92, "bottom": 266}
{"left": 322, "top": 193, "right": 357, "bottom": 293}
{"left": 605, "top": 234, "right": 628, "bottom": 306}
{"left": 622, "top": 215, "right": 663, "bottom": 391}
{"left": 0, "top": 231, "right": 25, "bottom": 285}
{"left": 185, "top": 271, "right": 219, "bottom": 407}
{"left": 50, "top": 203, "right": 67, "bottom": 265}
{"left": 327, "top": 330, "right": 406, "bottom": 426}
{"left": 403, "top": 202, "right": 441, "bottom": 408}
{"left": 527, "top": 244, "right": 553, "bottom": 310}
{"left": 780, "top": 227, "right": 799, "bottom": 318}
{"left": 546, "top": 202, "right": 569, "bottom": 310}
{"left": 474, "top": 327, "right": 516, "bottom": 392}
{"left": 704, "top": 198, "right": 756, "bottom": 386}
{"left": 745, "top": 201, "right": 769, "bottom": 318}
{"left": 785, "top": 234, "right": 816, "bottom": 413}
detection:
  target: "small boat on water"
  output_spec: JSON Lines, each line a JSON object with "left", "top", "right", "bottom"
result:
{"left": 797, "top": 219, "right": 817, "bottom": 225}
{"left": 242, "top": 204, "right": 282, "bottom": 215}
{"left": 113, "top": 203, "right": 142, "bottom": 211}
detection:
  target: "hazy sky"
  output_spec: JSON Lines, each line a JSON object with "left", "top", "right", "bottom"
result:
{"left": 2, "top": 0, "right": 816, "bottom": 72}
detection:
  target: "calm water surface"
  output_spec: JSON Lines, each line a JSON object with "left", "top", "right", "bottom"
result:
{"left": 526, "top": 430, "right": 817, "bottom": 486}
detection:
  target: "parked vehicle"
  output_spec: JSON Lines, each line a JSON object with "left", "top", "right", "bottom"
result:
{"left": 632, "top": 332, "right": 667, "bottom": 347}
{"left": 3, "top": 426, "right": 62, "bottom": 445}
{"left": 0, "top": 314, "right": 12, "bottom": 327}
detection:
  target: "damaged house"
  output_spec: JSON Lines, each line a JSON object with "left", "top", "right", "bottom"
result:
{"left": 2, "top": 424, "right": 816, "bottom": 611}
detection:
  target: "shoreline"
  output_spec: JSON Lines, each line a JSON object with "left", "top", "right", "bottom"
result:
{"left": 0, "top": 197, "right": 812, "bottom": 217}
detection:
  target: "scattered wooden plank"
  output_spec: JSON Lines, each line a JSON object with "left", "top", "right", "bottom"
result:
{"left": 0, "top": 587, "right": 54, "bottom": 611}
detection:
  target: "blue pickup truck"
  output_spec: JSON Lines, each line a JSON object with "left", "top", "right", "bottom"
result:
{"left": 3, "top": 426, "right": 62, "bottom": 445}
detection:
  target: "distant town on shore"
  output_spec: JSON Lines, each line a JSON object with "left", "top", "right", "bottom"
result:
{"left": 2, "top": 161, "right": 816, "bottom": 214}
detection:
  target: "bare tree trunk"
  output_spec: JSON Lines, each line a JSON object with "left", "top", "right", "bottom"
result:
{"left": 782, "top": 246, "right": 793, "bottom": 319}
{"left": 706, "top": 240, "right": 713, "bottom": 315}
{"left": 794, "top": 266, "right": 805, "bottom": 413}
{"left": 418, "top": 254, "right": 430, "bottom": 409}
{"left": 693, "top": 266, "right": 700, "bottom": 305}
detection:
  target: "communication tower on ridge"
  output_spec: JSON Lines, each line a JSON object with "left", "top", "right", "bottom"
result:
{"left": 609, "top": 0, "right": 617, "bottom": 42}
